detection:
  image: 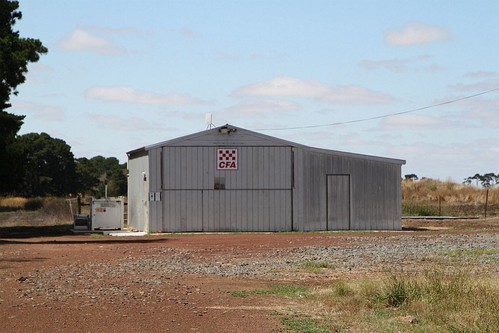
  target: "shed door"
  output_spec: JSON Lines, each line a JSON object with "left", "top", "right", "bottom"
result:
{"left": 327, "top": 175, "right": 350, "bottom": 230}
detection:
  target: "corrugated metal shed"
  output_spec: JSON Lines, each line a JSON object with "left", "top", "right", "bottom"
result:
{"left": 127, "top": 124, "right": 405, "bottom": 232}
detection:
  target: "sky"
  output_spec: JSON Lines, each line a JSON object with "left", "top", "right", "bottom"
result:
{"left": 9, "top": 0, "right": 499, "bottom": 182}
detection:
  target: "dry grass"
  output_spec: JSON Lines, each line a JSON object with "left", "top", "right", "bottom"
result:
{"left": 310, "top": 271, "right": 499, "bottom": 332}
{"left": 402, "top": 179, "right": 499, "bottom": 217}
{"left": 0, "top": 196, "right": 28, "bottom": 211}
{"left": 0, "top": 196, "right": 73, "bottom": 227}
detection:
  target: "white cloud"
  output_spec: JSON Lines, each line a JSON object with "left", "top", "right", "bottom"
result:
{"left": 60, "top": 28, "right": 126, "bottom": 55}
{"left": 232, "top": 77, "right": 395, "bottom": 104}
{"left": 87, "top": 26, "right": 139, "bottom": 35}
{"left": 379, "top": 114, "right": 443, "bottom": 130}
{"left": 217, "top": 52, "right": 241, "bottom": 62}
{"left": 462, "top": 99, "right": 499, "bottom": 128}
{"left": 88, "top": 114, "right": 163, "bottom": 132}
{"left": 359, "top": 59, "right": 410, "bottom": 73}
{"left": 11, "top": 101, "right": 64, "bottom": 121}
{"left": 360, "top": 55, "right": 445, "bottom": 74}
{"left": 217, "top": 52, "right": 288, "bottom": 62}
{"left": 416, "top": 63, "right": 446, "bottom": 73}
{"left": 250, "top": 52, "right": 288, "bottom": 61}
{"left": 469, "top": 109, "right": 499, "bottom": 128}
{"left": 388, "top": 139, "right": 499, "bottom": 181}
{"left": 417, "top": 54, "right": 433, "bottom": 61}
{"left": 215, "top": 99, "right": 300, "bottom": 119}
{"left": 31, "top": 64, "right": 55, "bottom": 73}
{"left": 178, "top": 28, "right": 199, "bottom": 38}
{"left": 464, "top": 71, "right": 499, "bottom": 79}
{"left": 448, "top": 81, "right": 499, "bottom": 92}
{"left": 85, "top": 86, "right": 206, "bottom": 106}
{"left": 385, "top": 22, "right": 450, "bottom": 46}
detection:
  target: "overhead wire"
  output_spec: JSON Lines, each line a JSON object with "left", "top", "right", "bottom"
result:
{"left": 254, "top": 87, "right": 499, "bottom": 131}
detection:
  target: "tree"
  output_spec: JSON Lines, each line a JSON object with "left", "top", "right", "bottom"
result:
{"left": 404, "top": 174, "right": 419, "bottom": 181}
{"left": 0, "top": 0, "right": 47, "bottom": 194}
{"left": 108, "top": 167, "right": 127, "bottom": 197}
{"left": 74, "top": 156, "right": 127, "bottom": 197}
{"left": 1, "top": 0, "right": 48, "bottom": 110}
{"left": 75, "top": 157, "right": 100, "bottom": 195}
{"left": 463, "top": 173, "right": 498, "bottom": 188}
{"left": 0, "top": 110, "right": 24, "bottom": 194}
{"left": 17, "top": 132, "right": 77, "bottom": 196}
{"left": 481, "top": 173, "right": 497, "bottom": 188}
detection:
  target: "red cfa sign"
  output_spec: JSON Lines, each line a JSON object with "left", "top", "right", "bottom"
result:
{"left": 217, "top": 148, "right": 238, "bottom": 170}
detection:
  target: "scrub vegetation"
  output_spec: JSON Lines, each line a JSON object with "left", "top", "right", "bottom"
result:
{"left": 0, "top": 196, "right": 72, "bottom": 226}
{"left": 231, "top": 270, "right": 499, "bottom": 333}
{"left": 402, "top": 178, "right": 499, "bottom": 217}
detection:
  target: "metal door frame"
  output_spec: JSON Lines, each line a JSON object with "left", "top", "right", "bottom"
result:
{"left": 326, "top": 174, "right": 351, "bottom": 230}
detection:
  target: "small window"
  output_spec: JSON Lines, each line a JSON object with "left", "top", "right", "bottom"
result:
{"left": 214, "top": 177, "right": 225, "bottom": 190}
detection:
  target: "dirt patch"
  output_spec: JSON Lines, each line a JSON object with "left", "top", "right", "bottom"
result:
{"left": 1, "top": 218, "right": 498, "bottom": 332}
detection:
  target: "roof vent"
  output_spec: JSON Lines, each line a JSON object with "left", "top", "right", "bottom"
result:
{"left": 218, "top": 124, "right": 237, "bottom": 134}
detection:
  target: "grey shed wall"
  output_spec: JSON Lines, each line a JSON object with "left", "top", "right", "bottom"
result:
{"left": 146, "top": 135, "right": 293, "bottom": 232}
{"left": 292, "top": 148, "right": 402, "bottom": 231}
{"left": 128, "top": 125, "right": 405, "bottom": 232}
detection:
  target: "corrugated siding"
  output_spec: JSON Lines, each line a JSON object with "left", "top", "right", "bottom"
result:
{"left": 161, "top": 190, "right": 291, "bottom": 232}
{"left": 206, "top": 190, "right": 291, "bottom": 231}
{"left": 162, "top": 190, "right": 203, "bottom": 232}
{"left": 294, "top": 148, "right": 401, "bottom": 231}
{"left": 148, "top": 148, "right": 163, "bottom": 232}
{"left": 162, "top": 146, "right": 291, "bottom": 190}
{"left": 127, "top": 154, "right": 148, "bottom": 231}
{"left": 160, "top": 146, "right": 293, "bottom": 232}
{"left": 166, "top": 132, "right": 292, "bottom": 147}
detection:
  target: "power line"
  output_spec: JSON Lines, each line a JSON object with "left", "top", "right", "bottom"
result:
{"left": 255, "top": 87, "right": 499, "bottom": 131}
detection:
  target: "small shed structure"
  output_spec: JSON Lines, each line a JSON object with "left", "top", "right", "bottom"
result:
{"left": 127, "top": 124, "right": 405, "bottom": 232}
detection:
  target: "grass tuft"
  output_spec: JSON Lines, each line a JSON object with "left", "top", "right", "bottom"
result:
{"left": 323, "top": 270, "right": 499, "bottom": 332}
{"left": 297, "top": 261, "right": 335, "bottom": 274}
{"left": 281, "top": 314, "right": 332, "bottom": 333}
{"left": 334, "top": 280, "right": 354, "bottom": 297}
{"left": 230, "top": 284, "right": 309, "bottom": 299}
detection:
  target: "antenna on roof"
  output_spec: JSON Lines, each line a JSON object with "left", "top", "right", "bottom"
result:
{"left": 205, "top": 113, "right": 214, "bottom": 129}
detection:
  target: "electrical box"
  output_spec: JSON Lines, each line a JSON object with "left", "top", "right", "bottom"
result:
{"left": 90, "top": 197, "right": 124, "bottom": 230}
{"left": 73, "top": 214, "right": 90, "bottom": 230}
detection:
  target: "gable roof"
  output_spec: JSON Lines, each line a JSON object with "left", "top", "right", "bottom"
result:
{"left": 127, "top": 124, "right": 405, "bottom": 165}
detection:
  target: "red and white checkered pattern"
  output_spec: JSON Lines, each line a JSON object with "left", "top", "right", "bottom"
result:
{"left": 217, "top": 148, "right": 238, "bottom": 169}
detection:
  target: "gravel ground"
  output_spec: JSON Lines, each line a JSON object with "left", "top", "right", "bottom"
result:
{"left": 16, "top": 232, "right": 498, "bottom": 306}
{"left": 2, "top": 220, "right": 497, "bottom": 333}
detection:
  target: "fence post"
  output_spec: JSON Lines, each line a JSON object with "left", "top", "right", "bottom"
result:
{"left": 77, "top": 195, "right": 81, "bottom": 215}
{"left": 438, "top": 196, "right": 442, "bottom": 216}
{"left": 484, "top": 188, "right": 489, "bottom": 219}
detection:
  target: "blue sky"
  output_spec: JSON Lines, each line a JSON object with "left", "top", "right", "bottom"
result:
{"left": 10, "top": 0, "right": 499, "bottom": 182}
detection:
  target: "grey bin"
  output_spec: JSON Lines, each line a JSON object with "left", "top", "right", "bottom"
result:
{"left": 73, "top": 214, "right": 90, "bottom": 230}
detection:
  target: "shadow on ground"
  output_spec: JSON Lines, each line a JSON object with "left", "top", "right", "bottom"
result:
{"left": 0, "top": 224, "right": 74, "bottom": 239}
{"left": 0, "top": 224, "right": 169, "bottom": 245}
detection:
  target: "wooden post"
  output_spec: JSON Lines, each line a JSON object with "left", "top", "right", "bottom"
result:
{"left": 77, "top": 195, "right": 81, "bottom": 215}
{"left": 438, "top": 196, "right": 442, "bottom": 216}
{"left": 484, "top": 188, "right": 489, "bottom": 219}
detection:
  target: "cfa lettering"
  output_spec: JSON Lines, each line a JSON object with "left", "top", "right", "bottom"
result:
{"left": 218, "top": 161, "right": 236, "bottom": 169}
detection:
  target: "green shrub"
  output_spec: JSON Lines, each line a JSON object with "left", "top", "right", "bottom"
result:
{"left": 375, "top": 275, "right": 420, "bottom": 307}
{"left": 334, "top": 280, "right": 353, "bottom": 297}
{"left": 24, "top": 198, "right": 44, "bottom": 211}
{"left": 281, "top": 314, "right": 331, "bottom": 333}
{"left": 402, "top": 203, "right": 440, "bottom": 216}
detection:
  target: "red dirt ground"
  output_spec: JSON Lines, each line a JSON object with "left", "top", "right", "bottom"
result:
{"left": 1, "top": 218, "right": 497, "bottom": 333}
